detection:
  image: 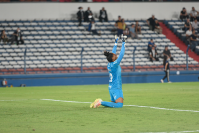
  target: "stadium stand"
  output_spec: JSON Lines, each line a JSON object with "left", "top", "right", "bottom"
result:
{"left": 0, "top": 19, "right": 199, "bottom": 75}
{"left": 164, "top": 18, "right": 199, "bottom": 55}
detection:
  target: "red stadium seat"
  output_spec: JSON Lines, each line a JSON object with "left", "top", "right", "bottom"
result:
{"left": 26, "top": 68, "right": 33, "bottom": 72}
{"left": 143, "top": 66, "right": 149, "bottom": 69}
{"left": 49, "top": 68, "right": 57, "bottom": 71}
{"left": 57, "top": 68, "right": 65, "bottom": 71}
{"left": 0, "top": 69, "right": 8, "bottom": 72}
{"left": 16, "top": 69, "right": 24, "bottom": 72}
{"left": 33, "top": 68, "right": 41, "bottom": 71}
{"left": 41, "top": 68, "right": 49, "bottom": 71}
{"left": 65, "top": 67, "right": 72, "bottom": 71}
{"left": 8, "top": 69, "right": 16, "bottom": 72}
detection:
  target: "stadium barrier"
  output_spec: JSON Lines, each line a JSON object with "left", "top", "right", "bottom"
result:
{"left": 0, "top": 70, "right": 198, "bottom": 87}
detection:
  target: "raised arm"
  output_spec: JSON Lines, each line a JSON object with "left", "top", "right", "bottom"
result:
{"left": 112, "top": 35, "right": 119, "bottom": 54}
{"left": 113, "top": 41, "right": 125, "bottom": 66}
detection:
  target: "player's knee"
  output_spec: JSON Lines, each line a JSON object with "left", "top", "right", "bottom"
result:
{"left": 116, "top": 102, "right": 123, "bottom": 108}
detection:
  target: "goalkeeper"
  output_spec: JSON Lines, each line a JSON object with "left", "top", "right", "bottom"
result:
{"left": 90, "top": 35, "right": 126, "bottom": 108}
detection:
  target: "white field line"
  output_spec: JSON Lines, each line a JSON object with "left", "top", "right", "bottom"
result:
{"left": 40, "top": 99, "right": 199, "bottom": 113}
{"left": 140, "top": 130, "right": 199, "bottom": 133}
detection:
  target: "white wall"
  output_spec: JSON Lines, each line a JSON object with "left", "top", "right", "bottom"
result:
{"left": 0, "top": 2, "right": 198, "bottom": 20}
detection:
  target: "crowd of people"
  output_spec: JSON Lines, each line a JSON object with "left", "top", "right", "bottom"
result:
{"left": 77, "top": 6, "right": 108, "bottom": 35}
{"left": 147, "top": 38, "right": 174, "bottom": 63}
{"left": 180, "top": 7, "right": 199, "bottom": 52}
{"left": 1, "top": 28, "right": 24, "bottom": 45}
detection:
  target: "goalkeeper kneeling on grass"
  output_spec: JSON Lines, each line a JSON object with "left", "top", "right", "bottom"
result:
{"left": 90, "top": 35, "right": 127, "bottom": 108}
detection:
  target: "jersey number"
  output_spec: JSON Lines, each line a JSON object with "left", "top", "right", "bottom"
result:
{"left": 109, "top": 73, "right": 113, "bottom": 82}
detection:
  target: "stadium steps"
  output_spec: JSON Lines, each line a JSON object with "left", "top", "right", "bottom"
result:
{"left": 159, "top": 22, "right": 199, "bottom": 62}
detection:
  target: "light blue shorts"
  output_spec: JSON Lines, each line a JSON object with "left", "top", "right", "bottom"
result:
{"left": 109, "top": 89, "right": 124, "bottom": 102}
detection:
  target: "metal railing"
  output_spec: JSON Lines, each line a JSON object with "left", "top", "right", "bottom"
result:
{"left": 186, "top": 45, "right": 190, "bottom": 71}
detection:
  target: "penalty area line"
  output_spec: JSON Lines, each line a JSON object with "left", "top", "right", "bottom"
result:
{"left": 40, "top": 99, "right": 199, "bottom": 113}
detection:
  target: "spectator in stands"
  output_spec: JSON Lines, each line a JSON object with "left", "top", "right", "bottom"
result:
{"left": 163, "top": 46, "right": 174, "bottom": 61}
{"left": 180, "top": 7, "right": 189, "bottom": 21}
{"left": 77, "top": 7, "right": 84, "bottom": 26}
{"left": 123, "top": 27, "right": 130, "bottom": 38}
{"left": 1, "top": 30, "right": 9, "bottom": 44}
{"left": 88, "top": 21, "right": 101, "bottom": 36}
{"left": 115, "top": 16, "right": 123, "bottom": 37}
{"left": 99, "top": 7, "right": 108, "bottom": 22}
{"left": 149, "top": 46, "right": 159, "bottom": 62}
{"left": 192, "top": 19, "right": 199, "bottom": 33}
{"left": 13, "top": 28, "right": 24, "bottom": 45}
{"left": 186, "top": 27, "right": 193, "bottom": 41}
{"left": 122, "top": 19, "right": 126, "bottom": 30}
{"left": 147, "top": 39, "right": 157, "bottom": 52}
{"left": 155, "top": 20, "right": 162, "bottom": 34}
{"left": 190, "top": 7, "right": 199, "bottom": 22}
{"left": 129, "top": 24, "right": 136, "bottom": 39}
{"left": 146, "top": 15, "right": 157, "bottom": 31}
{"left": 84, "top": 7, "right": 93, "bottom": 22}
{"left": 183, "top": 19, "right": 191, "bottom": 32}
{"left": 88, "top": 13, "right": 95, "bottom": 22}
{"left": 190, "top": 30, "right": 199, "bottom": 52}
{"left": 135, "top": 21, "right": 141, "bottom": 34}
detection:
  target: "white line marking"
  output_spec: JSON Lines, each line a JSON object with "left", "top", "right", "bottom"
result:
{"left": 141, "top": 130, "right": 199, "bottom": 133}
{"left": 40, "top": 99, "right": 199, "bottom": 113}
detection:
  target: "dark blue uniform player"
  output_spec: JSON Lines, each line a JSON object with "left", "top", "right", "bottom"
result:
{"left": 161, "top": 57, "right": 171, "bottom": 83}
{"left": 90, "top": 35, "right": 127, "bottom": 108}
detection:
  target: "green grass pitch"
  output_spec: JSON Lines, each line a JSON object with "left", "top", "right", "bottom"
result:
{"left": 0, "top": 82, "right": 199, "bottom": 133}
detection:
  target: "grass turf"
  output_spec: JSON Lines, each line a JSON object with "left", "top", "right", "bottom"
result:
{"left": 0, "top": 82, "right": 198, "bottom": 133}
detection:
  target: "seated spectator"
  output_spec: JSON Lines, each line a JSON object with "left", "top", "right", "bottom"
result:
{"left": 183, "top": 19, "right": 191, "bottom": 32}
{"left": 77, "top": 7, "right": 84, "bottom": 26}
{"left": 135, "top": 21, "right": 141, "bottom": 34}
{"left": 146, "top": 15, "right": 157, "bottom": 31}
{"left": 163, "top": 46, "right": 174, "bottom": 61}
{"left": 1, "top": 30, "right": 9, "bottom": 44}
{"left": 122, "top": 19, "right": 126, "bottom": 31}
{"left": 123, "top": 27, "right": 130, "bottom": 38}
{"left": 88, "top": 13, "right": 94, "bottom": 22}
{"left": 149, "top": 46, "right": 159, "bottom": 62}
{"left": 154, "top": 20, "right": 162, "bottom": 34}
{"left": 115, "top": 16, "right": 123, "bottom": 37}
{"left": 190, "top": 7, "right": 199, "bottom": 22}
{"left": 129, "top": 24, "right": 136, "bottom": 39}
{"left": 180, "top": 7, "right": 189, "bottom": 21}
{"left": 192, "top": 19, "right": 199, "bottom": 33}
{"left": 88, "top": 21, "right": 101, "bottom": 36}
{"left": 186, "top": 27, "right": 193, "bottom": 43}
{"left": 12, "top": 28, "right": 24, "bottom": 45}
{"left": 84, "top": 7, "right": 93, "bottom": 22}
{"left": 99, "top": 7, "right": 108, "bottom": 22}
{"left": 147, "top": 39, "right": 157, "bottom": 52}
{"left": 190, "top": 30, "right": 199, "bottom": 52}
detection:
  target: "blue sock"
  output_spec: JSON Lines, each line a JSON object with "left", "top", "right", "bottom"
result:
{"left": 101, "top": 101, "right": 123, "bottom": 108}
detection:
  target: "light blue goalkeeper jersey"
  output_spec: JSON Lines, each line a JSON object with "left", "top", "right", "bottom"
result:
{"left": 107, "top": 42, "right": 125, "bottom": 90}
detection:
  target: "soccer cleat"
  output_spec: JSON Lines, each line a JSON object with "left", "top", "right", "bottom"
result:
{"left": 93, "top": 98, "right": 102, "bottom": 108}
{"left": 115, "top": 35, "right": 119, "bottom": 43}
{"left": 161, "top": 79, "right": 164, "bottom": 83}
{"left": 90, "top": 98, "right": 102, "bottom": 108}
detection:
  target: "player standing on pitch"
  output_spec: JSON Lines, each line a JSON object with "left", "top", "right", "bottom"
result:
{"left": 161, "top": 57, "right": 171, "bottom": 83}
{"left": 90, "top": 35, "right": 127, "bottom": 108}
